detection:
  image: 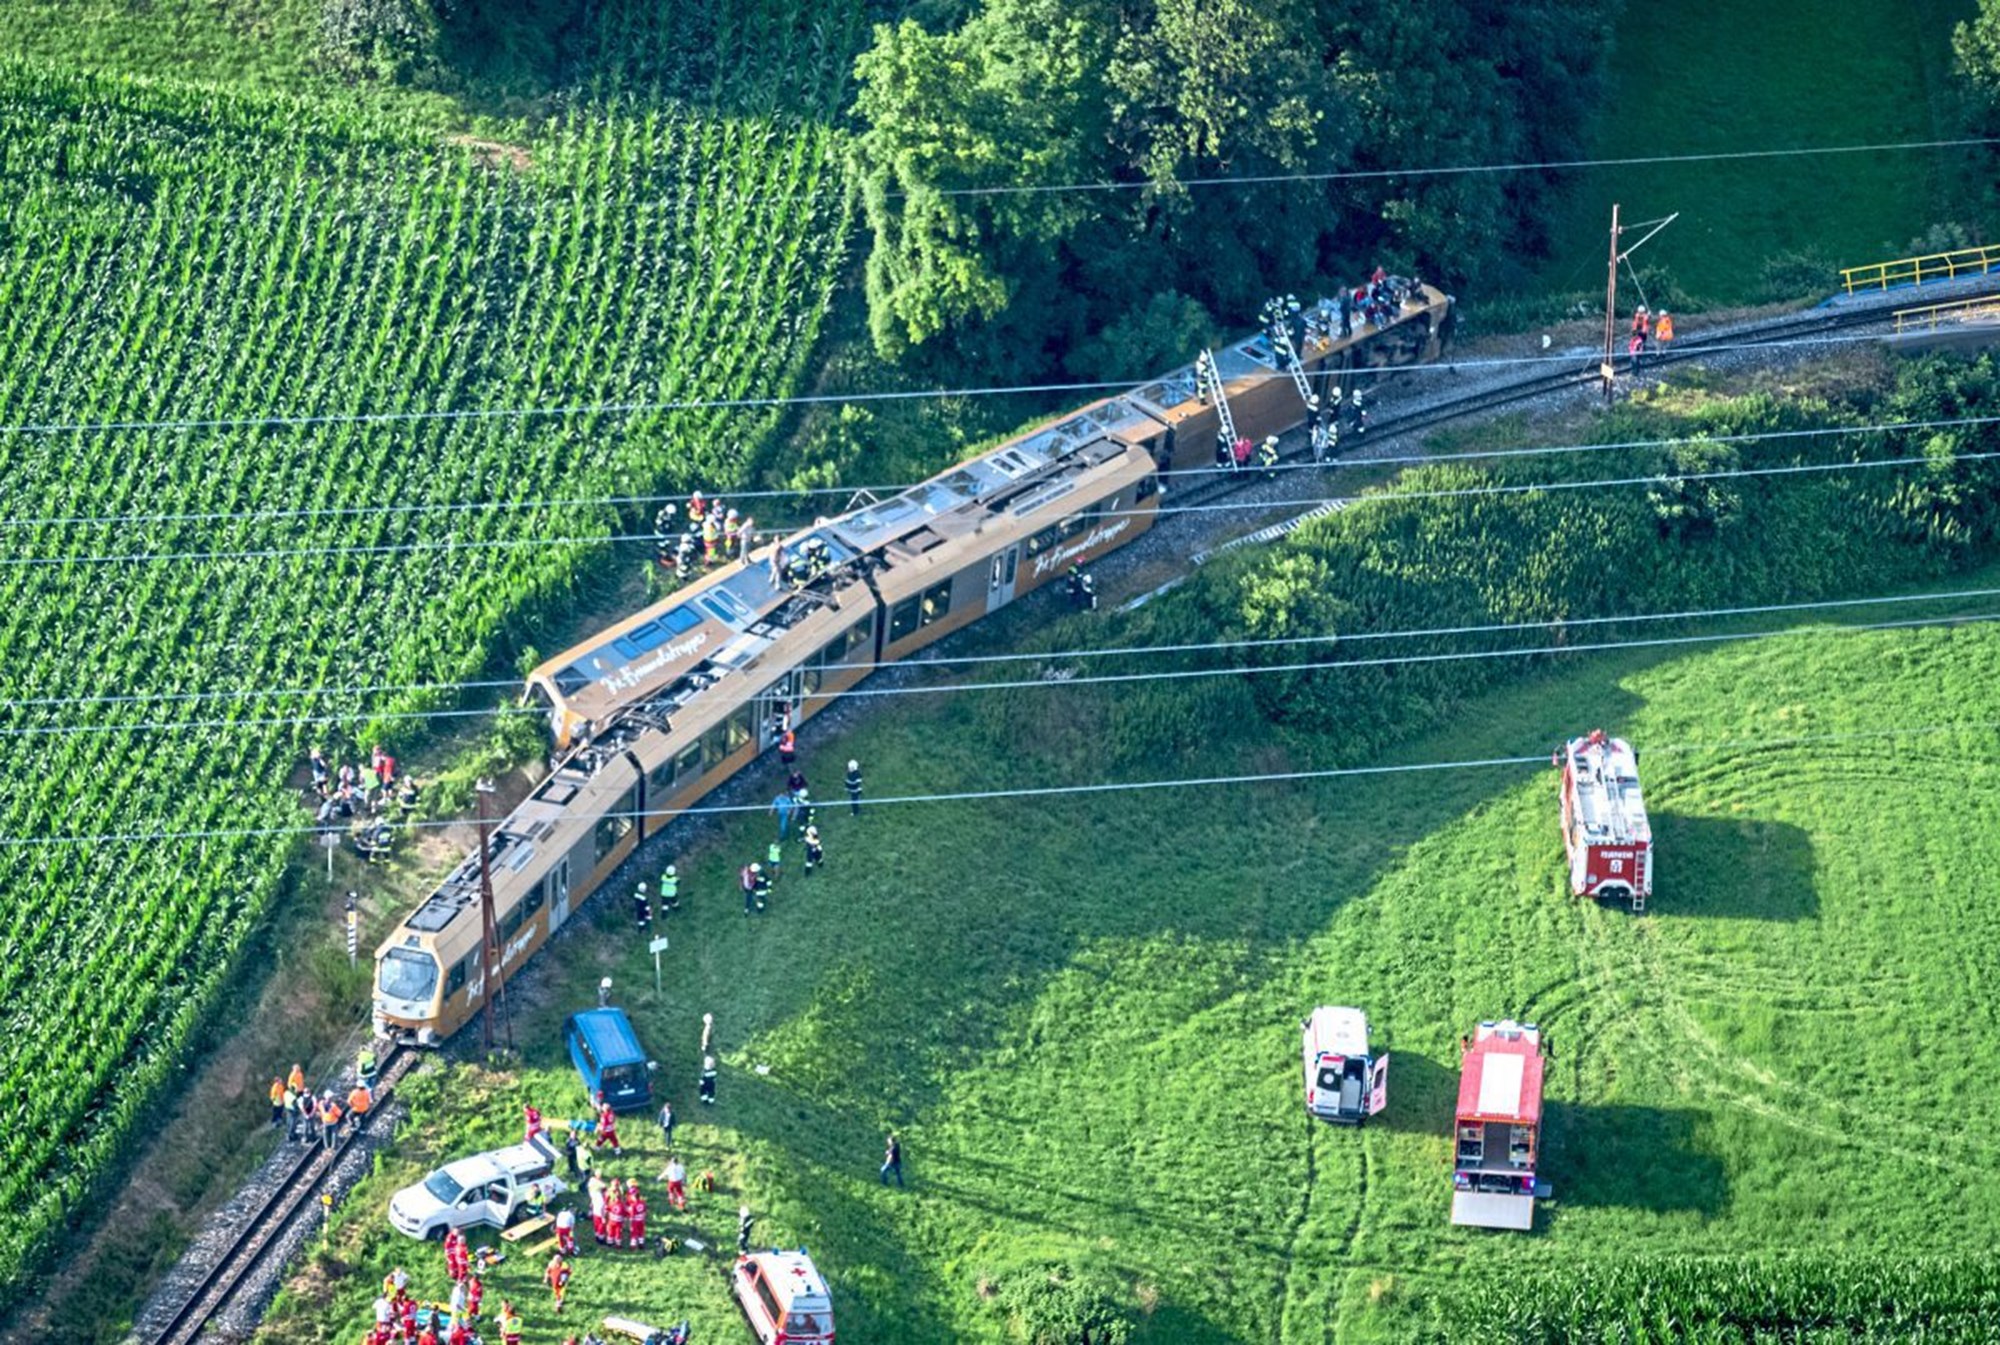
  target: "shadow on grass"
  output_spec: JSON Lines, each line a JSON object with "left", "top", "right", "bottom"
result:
{"left": 1546, "top": 1102, "right": 1729, "bottom": 1216}
{"left": 1652, "top": 813, "right": 1819, "bottom": 920}
{"left": 1367, "top": 1050, "right": 1459, "bottom": 1139}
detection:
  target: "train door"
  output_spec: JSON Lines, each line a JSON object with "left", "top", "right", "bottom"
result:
{"left": 987, "top": 544, "right": 1021, "bottom": 610}
{"left": 756, "top": 670, "right": 804, "bottom": 750}
{"left": 548, "top": 856, "right": 572, "bottom": 930}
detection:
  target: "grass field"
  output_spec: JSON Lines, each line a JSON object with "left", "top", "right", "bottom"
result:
{"left": 268, "top": 515, "right": 2000, "bottom": 1340}
{"left": 1530, "top": 0, "right": 1989, "bottom": 310}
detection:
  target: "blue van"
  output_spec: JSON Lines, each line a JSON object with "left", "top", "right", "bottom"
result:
{"left": 563, "top": 1007, "right": 655, "bottom": 1112}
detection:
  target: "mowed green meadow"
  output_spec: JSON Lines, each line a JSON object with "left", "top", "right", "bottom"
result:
{"left": 1536, "top": 0, "right": 1987, "bottom": 306}
{"left": 273, "top": 582, "right": 2000, "bottom": 1341}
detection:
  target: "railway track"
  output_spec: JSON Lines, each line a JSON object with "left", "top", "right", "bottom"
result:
{"left": 150, "top": 1046, "right": 418, "bottom": 1345}
{"left": 1167, "top": 287, "right": 1997, "bottom": 550}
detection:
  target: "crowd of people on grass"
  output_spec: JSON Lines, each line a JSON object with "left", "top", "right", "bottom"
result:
{"left": 305, "top": 742, "right": 421, "bottom": 862}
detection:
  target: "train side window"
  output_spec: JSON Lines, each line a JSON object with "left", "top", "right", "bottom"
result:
{"left": 445, "top": 956, "right": 468, "bottom": 997}
{"left": 650, "top": 760, "right": 675, "bottom": 792}
{"left": 594, "top": 786, "right": 636, "bottom": 862}
{"left": 847, "top": 619, "right": 873, "bottom": 658}
{"left": 674, "top": 741, "right": 702, "bottom": 782}
{"left": 801, "top": 660, "right": 822, "bottom": 696}
{"left": 889, "top": 597, "right": 920, "bottom": 642}
{"left": 1025, "top": 526, "right": 1058, "bottom": 555}
{"left": 726, "top": 706, "right": 752, "bottom": 753}
{"left": 919, "top": 580, "right": 952, "bottom": 627}
{"left": 500, "top": 903, "right": 524, "bottom": 940}
{"left": 522, "top": 881, "right": 545, "bottom": 919}
{"left": 701, "top": 724, "right": 728, "bottom": 769}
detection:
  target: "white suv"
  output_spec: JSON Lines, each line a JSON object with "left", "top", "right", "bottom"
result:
{"left": 387, "top": 1135, "right": 566, "bottom": 1240}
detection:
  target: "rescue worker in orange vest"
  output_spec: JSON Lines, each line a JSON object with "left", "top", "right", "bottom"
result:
{"left": 1655, "top": 310, "right": 1675, "bottom": 343}
{"left": 1631, "top": 304, "right": 1651, "bottom": 348}
{"left": 497, "top": 1300, "right": 523, "bottom": 1345}
{"left": 544, "top": 1252, "right": 572, "bottom": 1311}
{"left": 348, "top": 1081, "right": 373, "bottom": 1130}
{"left": 778, "top": 728, "right": 797, "bottom": 766}
{"left": 320, "top": 1093, "right": 344, "bottom": 1149}
{"left": 288, "top": 1062, "right": 306, "bottom": 1094}
{"left": 625, "top": 1177, "right": 648, "bottom": 1247}
{"left": 268, "top": 1077, "right": 285, "bottom": 1129}
{"left": 701, "top": 511, "right": 721, "bottom": 564}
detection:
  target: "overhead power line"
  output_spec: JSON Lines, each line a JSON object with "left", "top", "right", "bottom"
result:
{"left": 13, "top": 580, "right": 2000, "bottom": 714}
{"left": 6, "top": 406, "right": 1993, "bottom": 535}
{"left": 3, "top": 713, "right": 1995, "bottom": 848}
{"left": 3, "top": 604, "right": 1995, "bottom": 739}
{"left": 9, "top": 439, "right": 1996, "bottom": 569}
{"left": 0, "top": 325, "right": 1926, "bottom": 441}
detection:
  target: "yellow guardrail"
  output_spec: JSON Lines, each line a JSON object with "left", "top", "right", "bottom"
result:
{"left": 1892, "top": 295, "right": 2000, "bottom": 333}
{"left": 1842, "top": 244, "right": 2000, "bottom": 294}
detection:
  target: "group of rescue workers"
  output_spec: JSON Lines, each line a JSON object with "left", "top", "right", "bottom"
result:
{"left": 651, "top": 490, "right": 760, "bottom": 580}
{"left": 306, "top": 742, "right": 421, "bottom": 863}
{"left": 1627, "top": 303, "right": 1677, "bottom": 369}
{"left": 268, "top": 1047, "right": 381, "bottom": 1149}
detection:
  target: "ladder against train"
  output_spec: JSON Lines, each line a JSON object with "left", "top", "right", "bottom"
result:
{"left": 1269, "top": 321, "right": 1318, "bottom": 412}
{"left": 1195, "top": 348, "right": 1242, "bottom": 469}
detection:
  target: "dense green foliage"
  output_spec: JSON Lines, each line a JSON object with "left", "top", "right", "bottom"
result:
{"left": 271, "top": 362, "right": 2000, "bottom": 1342}
{"left": 1438, "top": 1254, "right": 2000, "bottom": 1342}
{"left": 850, "top": 0, "right": 1624, "bottom": 359}
{"left": 0, "top": 47, "right": 849, "bottom": 1305}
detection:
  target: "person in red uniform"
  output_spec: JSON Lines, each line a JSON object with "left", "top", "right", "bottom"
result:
{"left": 555, "top": 1204, "right": 577, "bottom": 1256}
{"left": 604, "top": 1181, "right": 626, "bottom": 1247}
{"left": 445, "top": 1321, "right": 472, "bottom": 1345}
{"left": 443, "top": 1226, "right": 469, "bottom": 1282}
{"left": 464, "top": 1272, "right": 484, "bottom": 1322}
{"left": 624, "top": 1177, "right": 647, "bottom": 1247}
{"left": 523, "top": 1103, "right": 545, "bottom": 1145}
{"left": 416, "top": 1325, "right": 439, "bottom": 1345}
{"left": 595, "top": 1099, "right": 621, "bottom": 1154}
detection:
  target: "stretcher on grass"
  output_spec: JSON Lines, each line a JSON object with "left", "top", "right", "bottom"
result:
{"left": 500, "top": 1213, "right": 554, "bottom": 1242}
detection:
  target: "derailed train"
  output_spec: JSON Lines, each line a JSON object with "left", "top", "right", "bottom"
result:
{"left": 374, "top": 283, "right": 1455, "bottom": 1042}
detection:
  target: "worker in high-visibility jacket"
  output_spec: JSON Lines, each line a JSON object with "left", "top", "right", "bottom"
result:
{"left": 288, "top": 1062, "right": 307, "bottom": 1094}
{"left": 268, "top": 1077, "right": 286, "bottom": 1129}
{"left": 347, "top": 1082, "right": 373, "bottom": 1130}
{"left": 357, "top": 1043, "right": 378, "bottom": 1083}
{"left": 319, "top": 1094, "right": 344, "bottom": 1149}
{"left": 544, "top": 1252, "right": 572, "bottom": 1312}
{"left": 497, "top": 1300, "right": 523, "bottom": 1345}
{"left": 660, "top": 864, "right": 680, "bottom": 913}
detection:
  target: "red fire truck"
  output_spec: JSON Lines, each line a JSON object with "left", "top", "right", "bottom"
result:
{"left": 1451, "top": 1020, "right": 1547, "bottom": 1231}
{"left": 1558, "top": 729, "right": 1652, "bottom": 911}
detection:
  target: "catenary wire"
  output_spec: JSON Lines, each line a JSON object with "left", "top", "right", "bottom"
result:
{"left": 11, "top": 439, "right": 1997, "bottom": 568}
{"left": 4, "top": 604, "right": 1996, "bottom": 738}
{"left": 7, "top": 405, "right": 1996, "bottom": 535}
{"left": 11, "top": 134, "right": 1993, "bottom": 218}
{"left": 5, "top": 714, "right": 1997, "bottom": 848}
{"left": 0, "top": 324, "right": 1938, "bottom": 441}
{"left": 13, "top": 580, "right": 2000, "bottom": 713}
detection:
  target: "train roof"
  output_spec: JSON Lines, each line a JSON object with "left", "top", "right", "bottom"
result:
{"left": 1565, "top": 730, "right": 1650, "bottom": 845}
{"left": 1457, "top": 1021, "right": 1545, "bottom": 1125}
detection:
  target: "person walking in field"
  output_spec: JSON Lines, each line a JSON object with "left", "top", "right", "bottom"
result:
{"left": 880, "top": 1132, "right": 904, "bottom": 1187}
{"left": 741, "top": 862, "right": 759, "bottom": 915}
{"left": 596, "top": 1098, "right": 622, "bottom": 1153}
{"left": 845, "top": 759, "right": 863, "bottom": 816}
{"left": 444, "top": 1226, "right": 469, "bottom": 1282}
{"left": 497, "top": 1301, "right": 522, "bottom": 1345}
{"left": 770, "top": 790, "right": 798, "bottom": 838}
{"left": 562, "top": 1126, "right": 581, "bottom": 1179}
{"left": 661, "top": 1155, "right": 689, "bottom": 1211}
{"left": 555, "top": 1203, "right": 577, "bottom": 1256}
{"left": 700, "top": 1055, "right": 718, "bottom": 1105}
{"left": 544, "top": 1252, "right": 571, "bottom": 1312}
{"left": 588, "top": 1172, "right": 608, "bottom": 1243}
{"left": 633, "top": 882, "right": 651, "bottom": 930}
{"left": 803, "top": 823, "right": 823, "bottom": 874}
{"left": 658, "top": 1098, "right": 676, "bottom": 1149}
{"left": 660, "top": 863, "right": 680, "bottom": 914}
{"left": 766, "top": 838, "right": 783, "bottom": 889}
{"left": 737, "top": 1206, "right": 756, "bottom": 1255}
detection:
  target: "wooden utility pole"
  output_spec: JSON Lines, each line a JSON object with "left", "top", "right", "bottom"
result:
{"left": 476, "top": 778, "right": 513, "bottom": 1054}
{"left": 1601, "top": 202, "right": 1621, "bottom": 402}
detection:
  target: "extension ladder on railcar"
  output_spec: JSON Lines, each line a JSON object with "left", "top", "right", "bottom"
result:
{"left": 1196, "top": 348, "right": 1242, "bottom": 469}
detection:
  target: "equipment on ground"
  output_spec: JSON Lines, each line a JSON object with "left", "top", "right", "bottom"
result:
{"left": 1451, "top": 1020, "right": 1548, "bottom": 1231}
{"left": 1301, "top": 1006, "right": 1388, "bottom": 1124}
{"left": 1558, "top": 729, "right": 1653, "bottom": 910}
{"left": 605, "top": 1317, "right": 692, "bottom": 1345}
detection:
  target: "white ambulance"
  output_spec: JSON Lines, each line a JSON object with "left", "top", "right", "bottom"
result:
{"left": 733, "top": 1247, "right": 835, "bottom": 1344}
{"left": 1302, "top": 1006, "right": 1388, "bottom": 1124}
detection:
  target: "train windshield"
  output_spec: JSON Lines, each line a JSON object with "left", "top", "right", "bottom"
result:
{"left": 379, "top": 947, "right": 439, "bottom": 1003}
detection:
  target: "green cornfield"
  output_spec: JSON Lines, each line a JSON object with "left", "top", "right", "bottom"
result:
{"left": 0, "top": 42, "right": 850, "bottom": 1299}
